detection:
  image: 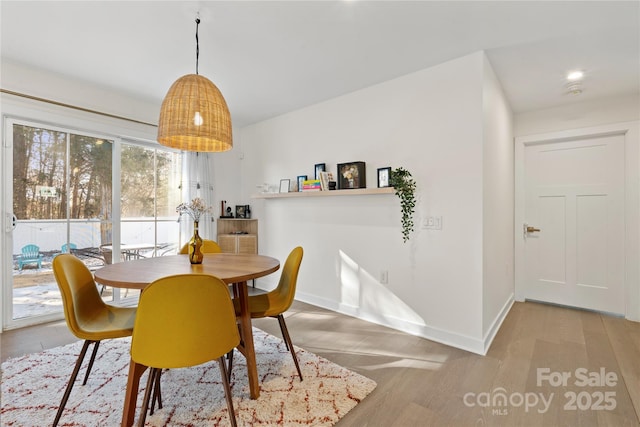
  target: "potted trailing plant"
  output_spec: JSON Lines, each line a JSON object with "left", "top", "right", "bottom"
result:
{"left": 390, "top": 167, "right": 417, "bottom": 243}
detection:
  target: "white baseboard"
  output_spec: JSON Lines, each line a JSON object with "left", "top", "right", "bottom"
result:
{"left": 482, "top": 294, "right": 515, "bottom": 354}
{"left": 296, "top": 291, "right": 514, "bottom": 355}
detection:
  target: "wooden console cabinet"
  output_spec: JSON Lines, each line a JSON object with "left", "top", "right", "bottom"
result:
{"left": 217, "top": 219, "right": 258, "bottom": 254}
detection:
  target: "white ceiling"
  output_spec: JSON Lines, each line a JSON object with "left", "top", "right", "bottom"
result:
{"left": 1, "top": 1, "right": 638, "bottom": 127}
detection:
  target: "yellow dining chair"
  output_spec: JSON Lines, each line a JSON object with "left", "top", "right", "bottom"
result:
{"left": 229, "top": 246, "right": 304, "bottom": 380}
{"left": 178, "top": 239, "right": 222, "bottom": 254}
{"left": 129, "top": 274, "right": 240, "bottom": 427}
{"left": 51, "top": 254, "right": 137, "bottom": 427}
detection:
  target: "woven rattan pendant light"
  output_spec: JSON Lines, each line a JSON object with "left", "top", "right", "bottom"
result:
{"left": 157, "top": 16, "right": 232, "bottom": 152}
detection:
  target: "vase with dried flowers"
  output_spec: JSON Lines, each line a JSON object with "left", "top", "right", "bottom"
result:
{"left": 176, "top": 197, "right": 213, "bottom": 264}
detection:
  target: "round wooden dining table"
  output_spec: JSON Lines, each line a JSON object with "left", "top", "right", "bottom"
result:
{"left": 94, "top": 253, "right": 280, "bottom": 427}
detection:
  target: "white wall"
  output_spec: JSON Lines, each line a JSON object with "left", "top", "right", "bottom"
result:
{"left": 240, "top": 51, "right": 513, "bottom": 354}
{"left": 1, "top": 59, "right": 159, "bottom": 126}
{"left": 211, "top": 135, "right": 244, "bottom": 220}
{"left": 481, "top": 56, "right": 515, "bottom": 351}
{"left": 515, "top": 94, "right": 640, "bottom": 137}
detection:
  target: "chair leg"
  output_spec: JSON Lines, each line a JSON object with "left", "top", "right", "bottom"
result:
{"left": 276, "top": 314, "right": 303, "bottom": 381}
{"left": 138, "top": 367, "right": 158, "bottom": 427}
{"left": 82, "top": 341, "right": 100, "bottom": 385}
{"left": 226, "top": 322, "right": 244, "bottom": 382}
{"left": 226, "top": 350, "right": 234, "bottom": 382}
{"left": 53, "top": 340, "right": 92, "bottom": 427}
{"left": 217, "top": 357, "right": 238, "bottom": 427}
{"left": 150, "top": 369, "right": 163, "bottom": 414}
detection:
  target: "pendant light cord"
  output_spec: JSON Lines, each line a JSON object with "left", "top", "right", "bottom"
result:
{"left": 195, "top": 17, "right": 200, "bottom": 75}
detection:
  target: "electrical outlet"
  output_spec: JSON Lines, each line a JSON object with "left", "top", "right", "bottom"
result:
{"left": 380, "top": 270, "right": 388, "bottom": 284}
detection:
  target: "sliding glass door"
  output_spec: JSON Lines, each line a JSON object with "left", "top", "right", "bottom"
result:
{"left": 8, "top": 121, "right": 114, "bottom": 325}
{"left": 118, "top": 142, "right": 182, "bottom": 299}
{"left": 3, "top": 119, "right": 183, "bottom": 329}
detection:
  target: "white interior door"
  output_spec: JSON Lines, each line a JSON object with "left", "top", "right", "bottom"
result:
{"left": 523, "top": 134, "right": 625, "bottom": 314}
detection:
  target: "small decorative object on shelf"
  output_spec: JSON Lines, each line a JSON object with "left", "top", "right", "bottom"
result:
{"left": 377, "top": 167, "right": 391, "bottom": 188}
{"left": 219, "top": 200, "right": 234, "bottom": 218}
{"left": 337, "top": 162, "right": 366, "bottom": 189}
{"left": 319, "top": 171, "right": 334, "bottom": 190}
{"left": 302, "top": 179, "right": 322, "bottom": 191}
{"left": 235, "top": 204, "right": 251, "bottom": 218}
{"left": 390, "top": 167, "right": 417, "bottom": 243}
{"left": 279, "top": 179, "right": 290, "bottom": 193}
{"left": 314, "top": 163, "right": 326, "bottom": 180}
{"left": 297, "top": 175, "right": 307, "bottom": 192}
{"left": 176, "top": 197, "right": 213, "bottom": 264}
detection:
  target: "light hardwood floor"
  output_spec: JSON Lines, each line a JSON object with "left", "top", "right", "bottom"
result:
{"left": 2, "top": 300, "right": 639, "bottom": 426}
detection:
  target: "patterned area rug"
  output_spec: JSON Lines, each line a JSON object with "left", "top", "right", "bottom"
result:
{"left": 1, "top": 328, "right": 376, "bottom": 426}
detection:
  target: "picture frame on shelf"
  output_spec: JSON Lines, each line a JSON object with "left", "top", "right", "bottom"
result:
{"left": 377, "top": 167, "right": 391, "bottom": 188}
{"left": 314, "top": 163, "right": 326, "bottom": 180}
{"left": 319, "top": 171, "right": 334, "bottom": 191}
{"left": 337, "top": 161, "right": 366, "bottom": 189}
{"left": 297, "top": 175, "right": 307, "bottom": 192}
{"left": 235, "top": 205, "right": 246, "bottom": 218}
{"left": 279, "top": 179, "right": 291, "bottom": 193}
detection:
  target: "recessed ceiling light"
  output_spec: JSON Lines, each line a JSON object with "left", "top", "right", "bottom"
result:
{"left": 567, "top": 71, "right": 584, "bottom": 81}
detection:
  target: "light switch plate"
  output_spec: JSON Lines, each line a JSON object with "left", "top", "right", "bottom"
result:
{"left": 423, "top": 216, "right": 443, "bottom": 230}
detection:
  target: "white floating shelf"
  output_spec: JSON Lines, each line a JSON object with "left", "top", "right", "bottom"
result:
{"left": 251, "top": 187, "right": 395, "bottom": 199}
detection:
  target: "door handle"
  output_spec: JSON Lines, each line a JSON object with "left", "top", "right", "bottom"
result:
{"left": 6, "top": 213, "right": 17, "bottom": 232}
{"left": 523, "top": 223, "right": 541, "bottom": 238}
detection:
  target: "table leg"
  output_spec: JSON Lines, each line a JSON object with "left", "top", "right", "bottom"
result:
{"left": 234, "top": 280, "right": 260, "bottom": 399}
{"left": 121, "top": 359, "right": 147, "bottom": 427}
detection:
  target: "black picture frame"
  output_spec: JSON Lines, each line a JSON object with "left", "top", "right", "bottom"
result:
{"left": 377, "top": 167, "right": 392, "bottom": 188}
{"left": 235, "top": 205, "right": 246, "bottom": 218}
{"left": 297, "top": 175, "right": 307, "bottom": 192}
{"left": 314, "top": 163, "right": 326, "bottom": 180}
{"left": 337, "top": 161, "right": 366, "bottom": 189}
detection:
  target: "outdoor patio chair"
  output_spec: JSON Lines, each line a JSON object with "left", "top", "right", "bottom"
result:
{"left": 18, "top": 244, "right": 43, "bottom": 270}
{"left": 61, "top": 243, "right": 77, "bottom": 254}
{"left": 99, "top": 244, "right": 114, "bottom": 265}
{"left": 156, "top": 242, "right": 178, "bottom": 256}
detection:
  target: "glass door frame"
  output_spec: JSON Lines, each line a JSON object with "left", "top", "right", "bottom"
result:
{"left": 2, "top": 117, "right": 125, "bottom": 330}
